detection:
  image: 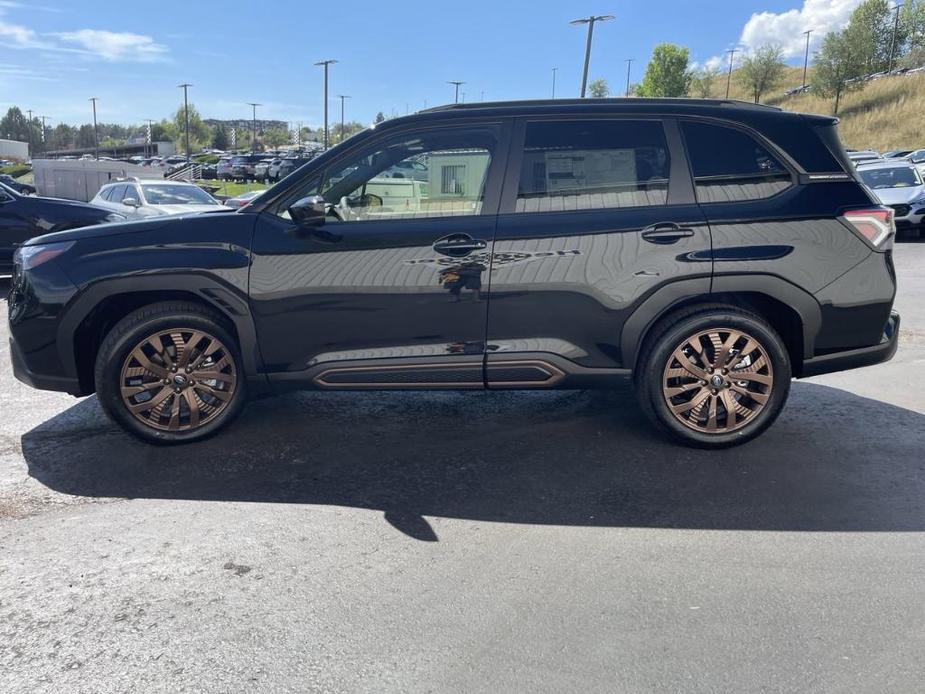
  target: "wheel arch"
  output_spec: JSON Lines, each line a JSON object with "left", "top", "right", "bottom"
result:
{"left": 623, "top": 275, "right": 821, "bottom": 376}
{"left": 59, "top": 275, "right": 267, "bottom": 396}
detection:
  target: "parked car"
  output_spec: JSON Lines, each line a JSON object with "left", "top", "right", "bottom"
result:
{"left": 847, "top": 150, "right": 882, "bottom": 165}
{"left": 856, "top": 160, "right": 925, "bottom": 237}
{"left": 90, "top": 179, "right": 225, "bottom": 218}
{"left": 229, "top": 154, "right": 264, "bottom": 181}
{"left": 904, "top": 148, "right": 925, "bottom": 172}
{"left": 254, "top": 159, "right": 274, "bottom": 182}
{"left": 0, "top": 182, "right": 123, "bottom": 276}
{"left": 275, "top": 156, "right": 313, "bottom": 181}
{"left": 216, "top": 157, "right": 233, "bottom": 180}
{"left": 883, "top": 150, "right": 913, "bottom": 159}
{"left": 8, "top": 98, "right": 900, "bottom": 447}
{"left": 0, "top": 174, "right": 36, "bottom": 195}
{"left": 223, "top": 190, "right": 265, "bottom": 209}
{"left": 267, "top": 158, "right": 284, "bottom": 182}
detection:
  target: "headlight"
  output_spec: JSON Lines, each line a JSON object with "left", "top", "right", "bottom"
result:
{"left": 105, "top": 213, "right": 127, "bottom": 223}
{"left": 16, "top": 241, "right": 75, "bottom": 271}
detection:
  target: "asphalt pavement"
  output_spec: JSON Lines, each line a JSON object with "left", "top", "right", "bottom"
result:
{"left": 1, "top": 241, "right": 924, "bottom": 693}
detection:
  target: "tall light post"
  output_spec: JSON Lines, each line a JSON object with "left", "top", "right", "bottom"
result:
{"left": 178, "top": 83, "right": 192, "bottom": 160}
{"left": 552, "top": 67, "right": 558, "bottom": 98}
{"left": 337, "top": 94, "right": 351, "bottom": 143}
{"left": 802, "top": 30, "right": 814, "bottom": 88}
{"left": 246, "top": 102, "right": 261, "bottom": 153}
{"left": 448, "top": 81, "right": 465, "bottom": 104}
{"left": 571, "top": 15, "right": 615, "bottom": 98}
{"left": 26, "top": 108, "right": 33, "bottom": 158}
{"left": 888, "top": 3, "right": 905, "bottom": 74}
{"left": 39, "top": 115, "right": 49, "bottom": 156}
{"left": 624, "top": 58, "right": 634, "bottom": 96}
{"left": 88, "top": 97, "right": 99, "bottom": 159}
{"left": 725, "top": 48, "right": 738, "bottom": 99}
{"left": 314, "top": 59, "right": 338, "bottom": 149}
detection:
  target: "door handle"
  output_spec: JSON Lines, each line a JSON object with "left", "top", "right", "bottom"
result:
{"left": 641, "top": 223, "right": 695, "bottom": 245}
{"left": 433, "top": 234, "right": 488, "bottom": 257}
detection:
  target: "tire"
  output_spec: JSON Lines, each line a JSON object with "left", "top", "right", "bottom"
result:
{"left": 635, "top": 305, "right": 791, "bottom": 449}
{"left": 94, "top": 302, "right": 247, "bottom": 445}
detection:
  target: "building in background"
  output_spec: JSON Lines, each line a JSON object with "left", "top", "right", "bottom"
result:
{"left": 0, "top": 139, "right": 29, "bottom": 161}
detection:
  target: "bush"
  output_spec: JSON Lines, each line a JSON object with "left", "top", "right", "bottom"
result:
{"left": 0, "top": 164, "right": 31, "bottom": 178}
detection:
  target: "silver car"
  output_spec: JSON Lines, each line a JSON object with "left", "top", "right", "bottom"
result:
{"left": 91, "top": 178, "right": 227, "bottom": 218}
{"left": 856, "top": 160, "right": 925, "bottom": 236}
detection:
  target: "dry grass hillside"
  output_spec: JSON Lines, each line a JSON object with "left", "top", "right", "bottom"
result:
{"left": 707, "top": 65, "right": 924, "bottom": 151}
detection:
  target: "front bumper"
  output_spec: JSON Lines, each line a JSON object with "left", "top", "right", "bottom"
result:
{"left": 10, "top": 334, "right": 81, "bottom": 394}
{"left": 801, "top": 311, "right": 900, "bottom": 378}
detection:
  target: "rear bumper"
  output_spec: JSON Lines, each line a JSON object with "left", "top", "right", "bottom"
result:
{"left": 10, "top": 335, "right": 81, "bottom": 395}
{"left": 800, "top": 311, "right": 900, "bottom": 378}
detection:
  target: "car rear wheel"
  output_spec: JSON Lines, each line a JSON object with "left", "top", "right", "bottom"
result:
{"left": 94, "top": 302, "right": 246, "bottom": 445}
{"left": 635, "top": 306, "right": 791, "bottom": 448}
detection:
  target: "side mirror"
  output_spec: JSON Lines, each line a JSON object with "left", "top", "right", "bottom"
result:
{"left": 122, "top": 197, "right": 139, "bottom": 208}
{"left": 289, "top": 195, "right": 326, "bottom": 226}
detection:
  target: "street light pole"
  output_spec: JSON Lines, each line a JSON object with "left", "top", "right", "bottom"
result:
{"left": 337, "top": 95, "right": 350, "bottom": 143}
{"left": 246, "top": 103, "right": 261, "bottom": 154}
{"left": 802, "top": 30, "right": 814, "bottom": 88}
{"left": 26, "top": 109, "right": 33, "bottom": 158}
{"left": 39, "top": 115, "right": 49, "bottom": 156}
{"left": 624, "top": 58, "right": 634, "bottom": 96}
{"left": 725, "top": 48, "right": 738, "bottom": 99}
{"left": 888, "top": 3, "right": 905, "bottom": 74}
{"left": 552, "top": 67, "right": 558, "bottom": 98}
{"left": 448, "top": 81, "right": 465, "bottom": 104}
{"left": 178, "top": 83, "right": 192, "bottom": 160}
{"left": 89, "top": 98, "right": 99, "bottom": 159}
{"left": 571, "top": 15, "right": 615, "bottom": 98}
{"left": 144, "top": 119, "right": 155, "bottom": 158}
{"left": 314, "top": 59, "right": 338, "bottom": 149}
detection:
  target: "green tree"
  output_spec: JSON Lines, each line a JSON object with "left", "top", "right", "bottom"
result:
{"left": 812, "top": 30, "right": 864, "bottom": 115}
{"left": 76, "top": 124, "right": 97, "bottom": 148}
{"left": 172, "top": 103, "right": 212, "bottom": 153}
{"left": 901, "top": 0, "right": 925, "bottom": 60}
{"left": 736, "top": 45, "right": 787, "bottom": 103}
{"left": 374, "top": 111, "right": 386, "bottom": 124}
{"left": 263, "top": 127, "right": 290, "bottom": 147}
{"left": 49, "top": 123, "right": 75, "bottom": 150}
{"left": 637, "top": 44, "right": 692, "bottom": 97}
{"left": 845, "top": 0, "right": 901, "bottom": 74}
{"left": 588, "top": 78, "right": 610, "bottom": 98}
{"left": 211, "top": 123, "right": 230, "bottom": 150}
{"left": 690, "top": 66, "right": 719, "bottom": 98}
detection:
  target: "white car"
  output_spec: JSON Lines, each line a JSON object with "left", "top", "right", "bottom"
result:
{"left": 91, "top": 179, "right": 226, "bottom": 218}
{"left": 856, "top": 160, "right": 925, "bottom": 236}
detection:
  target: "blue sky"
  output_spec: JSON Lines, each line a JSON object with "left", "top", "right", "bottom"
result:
{"left": 0, "top": 0, "right": 862, "bottom": 129}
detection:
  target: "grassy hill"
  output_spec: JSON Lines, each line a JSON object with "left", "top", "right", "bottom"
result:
{"left": 713, "top": 65, "right": 924, "bottom": 151}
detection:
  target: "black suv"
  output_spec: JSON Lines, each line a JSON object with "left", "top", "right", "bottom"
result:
{"left": 7, "top": 99, "right": 900, "bottom": 447}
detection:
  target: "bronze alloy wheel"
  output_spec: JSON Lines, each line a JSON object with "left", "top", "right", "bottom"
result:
{"left": 662, "top": 328, "right": 774, "bottom": 434}
{"left": 119, "top": 328, "right": 237, "bottom": 432}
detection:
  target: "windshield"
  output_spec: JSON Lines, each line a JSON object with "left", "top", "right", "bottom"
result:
{"left": 859, "top": 167, "right": 922, "bottom": 189}
{"left": 142, "top": 184, "right": 217, "bottom": 205}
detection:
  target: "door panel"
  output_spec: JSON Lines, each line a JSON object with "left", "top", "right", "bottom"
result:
{"left": 0, "top": 198, "right": 34, "bottom": 273}
{"left": 485, "top": 117, "right": 711, "bottom": 376}
{"left": 248, "top": 121, "right": 509, "bottom": 382}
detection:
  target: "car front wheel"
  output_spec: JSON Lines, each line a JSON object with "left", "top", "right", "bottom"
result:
{"left": 635, "top": 306, "right": 791, "bottom": 448}
{"left": 94, "top": 302, "right": 247, "bottom": 445}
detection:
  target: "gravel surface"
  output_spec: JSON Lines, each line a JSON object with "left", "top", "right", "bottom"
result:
{"left": 1, "top": 242, "right": 924, "bottom": 693}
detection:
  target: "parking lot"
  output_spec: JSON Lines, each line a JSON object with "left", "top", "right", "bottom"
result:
{"left": 1, "top": 241, "right": 924, "bottom": 692}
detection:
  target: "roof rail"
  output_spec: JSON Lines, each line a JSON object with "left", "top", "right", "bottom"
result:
{"left": 420, "top": 97, "right": 782, "bottom": 113}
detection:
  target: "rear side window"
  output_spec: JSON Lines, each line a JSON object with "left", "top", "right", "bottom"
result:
{"left": 515, "top": 120, "right": 670, "bottom": 213}
{"left": 681, "top": 121, "right": 791, "bottom": 203}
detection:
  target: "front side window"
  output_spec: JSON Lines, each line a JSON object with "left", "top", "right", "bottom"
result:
{"left": 310, "top": 127, "right": 497, "bottom": 222}
{"left": 108, "top": 185, "right": 127, "bottom": 203}
{"left": 515, "top": 120, "right": 671, "bottom": 213}
{"left": 681, "top": 121, "right": 791, "bottom": 203}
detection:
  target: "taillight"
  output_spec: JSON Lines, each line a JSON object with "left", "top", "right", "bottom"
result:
{"left": 842, "top": 207, "right": 895, "bottom": 249}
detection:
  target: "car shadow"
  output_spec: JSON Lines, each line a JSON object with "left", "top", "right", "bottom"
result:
{"left": 20, "top": 383, "right": 925, "bottom": 541}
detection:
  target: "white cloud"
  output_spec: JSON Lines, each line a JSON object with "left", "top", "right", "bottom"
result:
{"left": 53, "top": 29, "right": 168, "bottom": 62}
{"left": 739, "top": 0, "right": 862, "bottom": 58}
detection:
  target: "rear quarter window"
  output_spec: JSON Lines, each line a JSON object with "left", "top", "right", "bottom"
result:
{"left": 681, "top": 121, "right": 792, "bottom": 203}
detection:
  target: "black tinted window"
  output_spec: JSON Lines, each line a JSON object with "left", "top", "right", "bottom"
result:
{"left": 681, "top": 121, "right": 791, "bottom": 203}
{"left": 516, "top": 120, "right": 670, "bottom": 213}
